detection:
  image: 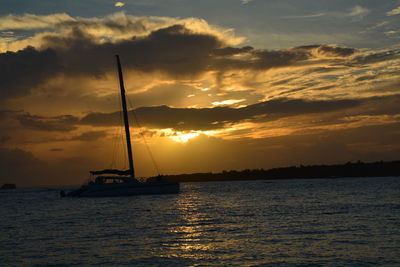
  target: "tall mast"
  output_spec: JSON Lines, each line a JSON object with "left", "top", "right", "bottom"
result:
{"left": 115, "top": 55, "right": 135, "bottom": 178}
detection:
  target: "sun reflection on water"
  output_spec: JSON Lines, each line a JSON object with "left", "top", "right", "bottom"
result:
{"left": 165, "top": 190, "right": 216, "bottom": 259}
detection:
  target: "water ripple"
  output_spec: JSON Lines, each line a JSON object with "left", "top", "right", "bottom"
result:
{"left": 0, "top": 177, "right": 399, "bottom": 265}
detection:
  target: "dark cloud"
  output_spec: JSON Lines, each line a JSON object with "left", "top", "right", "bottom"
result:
{"left": 0, "top": 136, "right": 11, "bottom": 144}
{"left": 9, "top": 94, "right": 400, "bottom": 133}
{"left": 0, "top": 46, "right": 62, "bottom": 99}
{"left": 355, "top": 69, "right": 400, "bottom": 82}
{"left": 271, "top": 77, "right": 298, "bottom": 86}
{"left": 310, "top": 85, "right": 336, "bottom": 91}
{"left": 211, "top": 44, "right": 355, "bottom": 73}
{"left": 16, "top": 112, "right": 78, "bottom": 131}
{"left": 0, "top": 148, "right": 42, "bottom": 167}
{"left": 294, "top": 44, "right": 356, "bottom": 57}
{"left": 80, "top": 97, "right": 361, "bottom": 130}
{"left": 44, "top": 24, "right": 222, "bottom": 77}
{"left": 355, "top": 94, "right": 400, "bottom": 116}
{"left": 0, "top": 148, "right": 44, "bottom": 186}
{"left": 50, "top": 148, "right": 63, "bottom": 152}
{"left": 315, "top": 45, "right": 356, "bottom": 57}
{"left": 0, "top": 22, "right": 366, "bottom": 100}
{"left": 212, "top": 46, "right": 253, "bottom": 56}
{"left": 351, "top": 49, "right": 400, "bottom": 65}
{"left": 355, "top": 74, "right": 377, "bottom": 82}
{"left": 276, "top": 81, "right": 320, "bottom": 96}
{"left": 364, "top": 79, "right": 400, "bottom": 94}
{"left": 69, "top": 130, "right": 108, "bottom": 141}
{"left": 304, "top": 66, "right": 344, "bottom": 74}
{"left": 0, "top": 147, "right": 99, "bottom": 187}
{"left": 0, "top": 25, "right": 223, "bottom": 100}
{"left": 212, "top": 48, "right": 311, "bottom": 72}
{"left": 0, "top": 110, "right": 7, "bottom": 120}
{"left": 267, "top": 123, "right": 400, "bottom": 166}
{"left": 252, "top": 49, "right": 310, "bottom": 69}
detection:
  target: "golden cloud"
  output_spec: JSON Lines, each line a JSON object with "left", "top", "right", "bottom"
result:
{"left": 0, "top": 12, "right": 244, "bottom": 52}
{"left": 115, "top": 2, "right": 125, "bottom": 7}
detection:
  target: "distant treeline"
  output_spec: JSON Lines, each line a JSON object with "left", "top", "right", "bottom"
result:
{"left": 157, "top": 160, "right": 400, "bottom": 182}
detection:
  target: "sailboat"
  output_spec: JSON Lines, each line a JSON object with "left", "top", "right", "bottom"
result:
{"left": 62, "top": 55, "right": 180, "bottom": 197}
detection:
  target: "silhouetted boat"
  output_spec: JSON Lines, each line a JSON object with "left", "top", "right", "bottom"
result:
{"left": 62, "top": 55, "right": 179, "bottom": 197}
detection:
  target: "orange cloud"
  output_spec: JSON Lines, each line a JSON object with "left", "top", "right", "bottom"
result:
{"left": 1, "top": 13, "right": 399, "bottom": 187}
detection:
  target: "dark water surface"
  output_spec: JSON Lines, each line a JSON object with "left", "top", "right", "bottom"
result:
{"left": 1, "top": 177, "right": 399, "bottom": 266}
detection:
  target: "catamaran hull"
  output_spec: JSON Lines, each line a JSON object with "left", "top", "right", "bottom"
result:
{"left": 64, "top": 182, "right": 179, "bottom": 197}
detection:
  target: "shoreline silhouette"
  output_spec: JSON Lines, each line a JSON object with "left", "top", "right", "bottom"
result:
{"left": 149, "top": 160, "right": 400, "bottom": 183}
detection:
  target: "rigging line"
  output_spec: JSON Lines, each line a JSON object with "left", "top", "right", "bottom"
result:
{"left": 109, "top": 65, "right": 126, "bottom": 169}
{"left": 119, "top": 97, "right": 128, "bottom": 170}
{"left": 121, "top": 125, "right": 128, "bottom": 170}
{"left": 114, "top": 116, "right": 126, "bottom": 170}
{"left": 109, "top": 124, "right": 119, "bottom": 169}
{"left": 118, "top": 94, "right": 128, "bottom": 170}
{"left": 126, "top": 93, "right": 163, "bottom": 175}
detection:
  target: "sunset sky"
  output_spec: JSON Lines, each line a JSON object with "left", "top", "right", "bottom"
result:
{"left": 1, "top": 0, "right": 399, "bottom": 187}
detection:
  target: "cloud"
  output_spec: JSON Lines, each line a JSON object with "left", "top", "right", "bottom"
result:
{"left": 0, "top": 146, "right": 103, "bottom": 186}
{"left": 9, "top": 93, "right": 398, "bottom": 135}
{"left": 15, "top": 112, "right": 78, "bottom": 131}
{"left": 367, "top": 21, "right": 389, "bottom": 31}
{"left": 281, "top": 6, "right": 369, "bottom": 21}
{"left": 212, "top": 99, "right": 245, "bottom": 106}
{"left": 0, "top": 136, "right": 11, "bottom": 144}
{"left": 58, "top": 94, "right": 397, "bottom": 140}
{"left": 1, "top": 12, "right": 399, "bottom": 186}
{"left": 51, "top": 24, "right": 222, "bottom": 76}
{"left": 50, "top": 148, "right": 63, "bottom": 152}
{"left": 0, "top": 13, "right": 75, "bottom": 31}
{"left": 0, "top": 18, "right": 361, "bottom": 102}
{"left": 348, "top": 5, "right": 370, "bottom": 19}
{"left": 129, "top": 82, "right": 207, "bottom": 107}
{"left": 69, "top": 130, "right": 108, "bottom": 141}
{"left": 132, "top": 123, "right": 400, "bottom": 175}
{"left": 351, "top": 49, "right": 400, "bottom": 65}
{"left": 384, "top": 30, "right": 400, "bottom": 36}
{"left": 212, "top": 45, "right": 253, "bottom": 56}
{"left": 387, "top": 6, "right": 400, "bottom": 16}
{"left": 211, "top": 44, "right": 354, "bottom": 74}
{"left": 0, "top": 148, "right": 44, "bottom": 186}
{"left": 115, "top": 2, "right": 125, "bottom": 7}
{"left": 310, "top": 44, "right": 356, "bottom": 57}
{"left": 0, "top": 46, "right": 62, "bottom": 99}
{"left": 79, "top": 97, "right": 362, "bottom": 131}
{"left": 0, "top": 13, "right": 244, "bottom": 46}
{"left": 282, "top": 13, "right": 326, "bottom": 19}
{"left": 0, "top": 25, "right": 222, "bottom": 100}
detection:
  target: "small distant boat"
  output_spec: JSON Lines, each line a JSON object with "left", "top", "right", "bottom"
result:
{"left": 62, "top": 55, "right": 179, "bottom": 197}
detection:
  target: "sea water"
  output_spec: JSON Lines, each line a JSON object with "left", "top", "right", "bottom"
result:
{"left": 0, "top": 177, "right": 399, "bottom": 266}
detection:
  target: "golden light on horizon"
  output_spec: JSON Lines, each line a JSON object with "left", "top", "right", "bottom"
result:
{"left": 170, "top": 132, "right": 200, "bottom": 143}
{"left": 211, "top": 99, "right": 245, "bottom": 106}
{"left": 1, "top": 9, "right": 400, "bottom": 188}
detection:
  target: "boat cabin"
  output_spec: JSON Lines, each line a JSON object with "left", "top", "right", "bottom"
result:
{"left": 92, "top": 176, "right": 138, "bottom": 184}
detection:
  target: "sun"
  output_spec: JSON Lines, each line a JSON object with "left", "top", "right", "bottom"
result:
{"left": 170, "top": 132, "right": 200, "bottom": 143}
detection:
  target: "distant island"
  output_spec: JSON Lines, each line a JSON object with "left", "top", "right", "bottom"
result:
{"left": 153, "top": 160, "right": 400, "bottom": 183}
